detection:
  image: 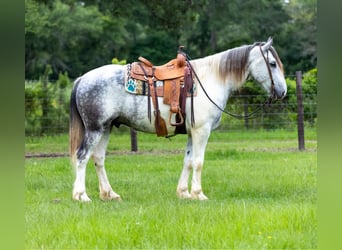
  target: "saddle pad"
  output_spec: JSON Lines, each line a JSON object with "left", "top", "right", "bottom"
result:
{"left": 125, "top": 78, "right": 163, "bottom": 96}
{"left": 125, "top": 77, "right": 196, "bottom": 97}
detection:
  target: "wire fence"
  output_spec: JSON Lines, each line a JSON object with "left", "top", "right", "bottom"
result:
{"left": 217, "top": 94, "right": 316, "bottom": 131}
{"left": 24, "top": 92, "right": 317, "bottom": 136}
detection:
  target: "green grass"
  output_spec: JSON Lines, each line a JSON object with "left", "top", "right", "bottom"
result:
{"left": 25, "top": 129, "right": 317, "bottom": 249}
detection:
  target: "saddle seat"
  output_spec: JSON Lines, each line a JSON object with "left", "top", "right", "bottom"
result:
{"left": 131, "top": 52, "right": 186, "bottom": 81}
{"left": 137, "top": 53, "right": 186, "bottom": 80}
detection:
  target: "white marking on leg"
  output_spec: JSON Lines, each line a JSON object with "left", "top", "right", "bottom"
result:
{"left": 72, "top": 131, "right": 102, "bottom": 202}
{"left": 190, "top": 127, "right": 210, "bottom": 200}
{"left": 93, "top": 132, "right": 121, "bottom": 201}
{"left": 191, "top": 160, "right": 208, "bottom": 200}
{"left": 73, "top": 156, "right": 92, "bottom": 202}
{"left": 177, "top": 137, "right": 192, "bottom": 199}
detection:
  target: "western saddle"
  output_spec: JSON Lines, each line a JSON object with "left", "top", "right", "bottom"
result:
{"left": 129, "top": 46, "right": 194, "bottom": 137}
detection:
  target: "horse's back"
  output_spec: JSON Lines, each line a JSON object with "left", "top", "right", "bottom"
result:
{"left": 78, "top": 64, "right": 125, "bottom": 85}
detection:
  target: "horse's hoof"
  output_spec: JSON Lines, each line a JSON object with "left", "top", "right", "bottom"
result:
{"left": 177, "top": 188, "right": 191, "bottom": 199}
{"left": 191, "top": 191, "right": 209, "bottom": 201}
{"left": 73, "top": 192, "right": 92, "bottom": 202}
{"left": 100, "top": 190, "right": 121, "bottom": 202}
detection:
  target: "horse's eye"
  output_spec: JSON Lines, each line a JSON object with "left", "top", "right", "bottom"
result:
{"left": 270, "top": 61, "right": 277, "bottom": 68}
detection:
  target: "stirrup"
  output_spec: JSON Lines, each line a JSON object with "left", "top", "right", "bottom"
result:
{"left": 169, "top": 110, "right": 184, "bottom": 126}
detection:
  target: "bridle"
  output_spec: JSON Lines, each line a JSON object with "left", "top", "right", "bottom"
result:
{"left": 258, "top": 45, "right": 276, "bottom": 100}
{"left": 183, "top": 45, "right": 276, "bottom": 120}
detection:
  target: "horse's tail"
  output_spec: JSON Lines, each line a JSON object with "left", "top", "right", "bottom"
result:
{"left": 69, "top": 77, "right": 84, "bottom": 166}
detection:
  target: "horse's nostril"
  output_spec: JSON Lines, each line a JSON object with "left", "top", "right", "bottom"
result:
{"left": 281, "top": 91, "right": 286, "bottom": 99}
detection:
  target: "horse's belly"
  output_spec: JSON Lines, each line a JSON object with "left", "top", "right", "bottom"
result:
{"left": 118, "top": 98, "right": 177, "bottom": 134}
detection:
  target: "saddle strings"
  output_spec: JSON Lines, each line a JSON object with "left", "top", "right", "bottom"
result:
{"left": 181, "top": 49, "right": 273, "bottom": 120}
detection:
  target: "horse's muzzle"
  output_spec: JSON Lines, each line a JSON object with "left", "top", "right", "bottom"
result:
{"left": 270, "top": 90, "right": 286, "bottom": 101}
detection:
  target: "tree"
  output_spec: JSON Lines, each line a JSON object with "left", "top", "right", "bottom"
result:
{"left": 281, "top": 0, "right": 317, "bottom": 74}
{"left": 25, "top": 0, "right": 317, "bottom": 79}
{"left": 26, "top": 0, "right": 111, "bottom": 79}
{"left": 181, "top": 0, "right": 289, "bottom": 58}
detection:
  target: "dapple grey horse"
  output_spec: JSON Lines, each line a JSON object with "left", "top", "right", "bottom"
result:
{"left": 69, "top": 38, "right": 286, "bottom": 202}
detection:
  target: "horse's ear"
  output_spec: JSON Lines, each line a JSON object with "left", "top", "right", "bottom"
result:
{"left": 262, "top": 37, "right": 273, "bottom": 51}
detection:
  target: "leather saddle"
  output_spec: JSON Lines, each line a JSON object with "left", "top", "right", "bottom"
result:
{"left": 131, "top": 53, "right": 186, "bottom": 81}
{"left": 129, "top": 47, "right": 194, "bottom": 137}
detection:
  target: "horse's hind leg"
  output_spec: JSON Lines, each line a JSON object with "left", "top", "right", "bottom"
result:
{"left": 73, "top": 130, "right": 103, "bottom": 202}
{"left": 92, "top": 131, "right": 121, "bottom": 201}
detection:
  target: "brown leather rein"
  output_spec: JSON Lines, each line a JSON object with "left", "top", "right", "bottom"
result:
{"left": 184, "top": 45, "right": 276, "bottom": 120}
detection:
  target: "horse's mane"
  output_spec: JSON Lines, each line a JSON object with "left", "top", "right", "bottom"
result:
{"left": 219, "top": 45, "right": 253, "bottom": 86}
{"left": 218, "top": 42, "right": 284, "bottom": 87}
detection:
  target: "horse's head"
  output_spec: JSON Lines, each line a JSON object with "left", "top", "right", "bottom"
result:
{"left": 248, "top": 38, "right": 287, "bottom": 99}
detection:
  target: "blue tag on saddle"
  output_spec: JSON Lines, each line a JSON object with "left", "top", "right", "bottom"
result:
{"left": 126, "top": 78, "right": 136, "bottom": 93}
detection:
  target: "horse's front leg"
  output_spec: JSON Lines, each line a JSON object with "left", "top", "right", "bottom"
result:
{"left": 190, "top": 127, "right": 210, "bottom": 200}
{"left": 177, "top": 136, "right": 193, "bottom": 199}
{"left": 93, "top": 132, "right": 121, "bottom": 201}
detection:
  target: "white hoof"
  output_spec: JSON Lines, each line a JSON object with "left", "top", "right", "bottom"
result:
{"left": 100, "top": 190, "right": 121, "bottom": 201}
{"left": 177, "top": 188, "right": 192, "bottom": 199}
{"left": 191, "top": 190, "right": 209, "bottom": 201}
{"left": 73, "top": 191, "right": 92, "bottom": 202}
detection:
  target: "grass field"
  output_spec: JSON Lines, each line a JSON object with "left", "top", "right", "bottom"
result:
{"left": 25, "top": 129, "right": 317, "bottom": 249}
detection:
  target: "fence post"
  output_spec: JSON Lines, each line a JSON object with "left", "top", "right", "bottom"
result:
{"left": 41, "top": 65, "right": 52, "bottom": 135}
{"left": 296, "top": 71, "right": 305, "bottom": 151}
{"left": 130, "top": 128, "right": 138, "bottom": 152}
{"left": 244, "top": 97, "right": 249, "bottom": 129}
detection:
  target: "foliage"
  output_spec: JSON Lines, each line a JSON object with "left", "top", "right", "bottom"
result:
{"left": 25, "top": 71, "right": 73, "bottom": 135}
{"left": 281, "top": 0, "right": 317, "bottom": 71}
{"left": 25, "top": 0, "right": 317, "bottom": 80}
{"left": 25, "top": 0, "right": 111, "bottom": 79}
{"left": 185, "top": 0, "right": 289, "bottom": 56}
{"left": 220, "top": 68, "right": 317, "bottom": 130}
{"left": 283, "top": 68, "right": 317, "bottom": 127}
{"left": 25, "top": 0, "right": 317, "bottom": 134}
{"left": 111, "top": 58, "right": 127, "bottom": 65}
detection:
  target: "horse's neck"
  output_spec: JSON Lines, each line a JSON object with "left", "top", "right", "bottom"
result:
{"left": 191, "top": 54, "right": 224, "bottom": 86}
{"left": 191, "top": 54, "right": 236, "bottom": 109}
